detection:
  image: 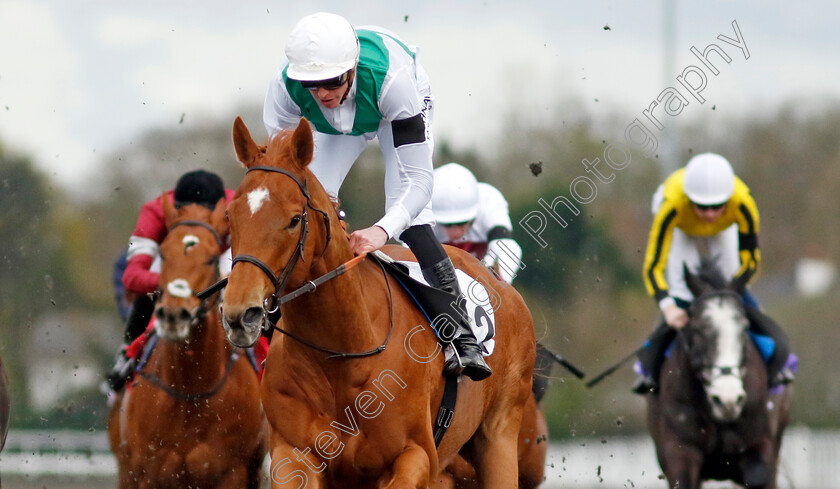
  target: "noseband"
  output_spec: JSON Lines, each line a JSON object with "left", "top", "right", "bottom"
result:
{"left": 229, "top": 166, "right": 331, "bottom": 315}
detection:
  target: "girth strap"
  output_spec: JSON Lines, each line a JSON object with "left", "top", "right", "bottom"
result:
{"left": 433, "top": 374, "right": 459, "bottom": 447}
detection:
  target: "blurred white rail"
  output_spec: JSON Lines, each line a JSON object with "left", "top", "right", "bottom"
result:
{"left": 0, "top": 427, "right": 836, "bottom": 488}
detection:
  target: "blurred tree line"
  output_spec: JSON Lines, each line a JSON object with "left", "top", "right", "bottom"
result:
{"left": 1, "top": 98, "right": 839, "bottom": 437}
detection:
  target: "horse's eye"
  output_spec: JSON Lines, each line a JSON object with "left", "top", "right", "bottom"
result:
{"left": 289, "top": 215, "right": 302, "bottom": 229}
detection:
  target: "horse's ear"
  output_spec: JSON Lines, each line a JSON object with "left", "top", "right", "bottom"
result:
{"left": 290, "top": 117, "right": 314, "bottom": 169}
{"left": 729, "top": 274, "right": 748, "bottom": 295}
{"left": 162, "top": 192, "right": 177, "bottom": 228}
{"left": 232, "top": 116, "right": 263, "bottom": 169}
{"left": 210, "top": 196, "right": 229, "bottom": 237}
{"left": 683, "top": 262, "right": 707, "bottom": 297}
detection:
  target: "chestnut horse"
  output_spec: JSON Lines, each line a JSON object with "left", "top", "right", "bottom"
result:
{"left": 646, "top": 263, "right": 792, "bottom": 489}
{"left": 108, "top": 196, "right": 267, "bottom": 489}
{"left": 440, "top": 347, "right": 552, "bottom": 489}
{"left": 219, "top": 117, "right": 536, "bottom": 488}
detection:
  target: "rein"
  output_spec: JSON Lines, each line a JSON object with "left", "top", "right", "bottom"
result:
{"left": 136, "top": 350, "right": 239, "bottom": 402}
{"left": 263, "top": 255, "right": 394, "bottom": 359}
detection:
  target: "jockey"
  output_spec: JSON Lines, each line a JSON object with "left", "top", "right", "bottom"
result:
{"left": 263, "top": 12, "right": 490, "bottom": 381}
{"left": 431, "top": 162, "right": 523, "bottom": 284}
{"left": 105, "top": 170, "right": 239, "bottom": 392}
{"left": 634, "top": 153, "right": 794, "bottom": 394}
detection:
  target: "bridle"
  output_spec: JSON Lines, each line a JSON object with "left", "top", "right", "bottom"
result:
{"left": 230, "top": 166, "right": 332, "bottom": 315}
{"left": 206, "top": 165, "right": 392, "bottom": 359}
{"left": 162, "top": 218, "right": 225, "bottom": 327}
{"left": 686, "top": 289, "right": 747, "bottom": 387}
{"left": 137, "top": 218, "right": 234, "bottom": 402}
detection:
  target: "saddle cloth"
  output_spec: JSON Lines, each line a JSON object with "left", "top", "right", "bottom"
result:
{"left": 375, "top": 256, "right": 497, "bottom": 358}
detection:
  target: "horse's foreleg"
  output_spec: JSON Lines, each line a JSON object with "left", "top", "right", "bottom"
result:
{"left": 659, "top": 443, "right": 703, "bottom": 489}
{"left": 268, "top": 444, "right": 325, "bottom": 489}
{"left": 380, "top": 442, "right": 431, "bottom": 489}
{"left": 740, "top": 440, "right": 778, "bottom": 489}
{"left": 472, "top": 408, "right": 523, "bottom": 489}
{"left": 216, "top": 464, "right": 248, "bottom": 489}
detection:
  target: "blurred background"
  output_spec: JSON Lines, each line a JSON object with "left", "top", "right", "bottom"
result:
{"left": 1, "top": 0, "right": 839, "bottom": 487}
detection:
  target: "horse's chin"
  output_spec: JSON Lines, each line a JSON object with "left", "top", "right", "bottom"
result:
{"left": 221, "top": 317, "right": 261, "bottom": 348}
{"left": 155, "top": 320, "right": 191, "bottom": 342}
{"left": 707, "top": 377, "right": 747, "bottom": 422}
{"left": 710, "top": 405, "right": 743, "bottom": 423}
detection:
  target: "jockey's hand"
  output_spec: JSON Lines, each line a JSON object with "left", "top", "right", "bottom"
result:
{"left": 348, "top": 226, "right": 388, "bottom": 255}
{"left": 662, "top": 303, "right": 689, "bottom": 329}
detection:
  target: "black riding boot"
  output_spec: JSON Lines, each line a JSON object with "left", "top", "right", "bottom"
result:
{"left": 105, "top": 294, "right": 155, "bottom": 391}
{"left": 633, "top": 321, "right": 676, "bottom": 394}
{"left": 744, "top": 305, "right": 794, "bottom": 387}
{"left": 400, "top": 225, "right": 492, "bottom": 381}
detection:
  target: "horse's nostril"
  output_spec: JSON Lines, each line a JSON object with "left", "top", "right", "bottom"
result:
{"left": 711, "top": 395, "right": 723, "bottom": 406}
{"left": 155, "top": 308, "right": 164, "bottom": 320}
{"left": 737, "top": 394, "right": 746, "bottom": 406}
{"left": 179, "top": 309, "right": 191, "bottom": 321}
{"left": 242, "top": 307, "right": 264, "bottom": 327}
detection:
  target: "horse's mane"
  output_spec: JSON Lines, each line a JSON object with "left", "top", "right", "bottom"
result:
{"left": 694, "top": 258, "right": 729, "bottom": 291}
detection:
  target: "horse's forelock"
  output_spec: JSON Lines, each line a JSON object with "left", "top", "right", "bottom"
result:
{"left": 264, "top": 129, "right": 307, "bottom": 171}
{"left": 695, "top": 259, "right": 729, "bottom": 290}
{"left": 171, "top": 202, "right": 213, "bottom": 225}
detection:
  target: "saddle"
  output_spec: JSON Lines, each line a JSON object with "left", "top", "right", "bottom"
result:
{"left": 367, "top": 252, "right": 497, "bottom": 357}
{"left": 367, "top": 252, "right": 497, "bottom": 446}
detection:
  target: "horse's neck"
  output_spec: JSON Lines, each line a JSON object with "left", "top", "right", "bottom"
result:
{"left": 157, "top": 310, "right": 230, "bottom": 389}
{"left": 284, "top": 246, "right": 383, "bottom": 355}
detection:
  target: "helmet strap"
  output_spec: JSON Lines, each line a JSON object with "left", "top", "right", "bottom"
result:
{"left": 339, "top": 69, "right": 356, "bottom": 105}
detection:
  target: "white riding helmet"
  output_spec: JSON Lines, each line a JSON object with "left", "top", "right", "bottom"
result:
{"left": 432, "top": 163, "right": 480, "bottom": 224}
{"left": 683, "top": 153, "right": 735, "bottom": 205}
{"left": 285, "top": 12, "right": 359, "bottom": 81}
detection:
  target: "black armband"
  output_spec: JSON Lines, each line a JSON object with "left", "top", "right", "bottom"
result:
{"left": 487, "top": 226, "right": 513, "bottom": 242}
{"left": 391, "top": 113, "right": 426, "bottom": 147}
{"left": 738, "top": 233, "right": 758, "bottom": 251}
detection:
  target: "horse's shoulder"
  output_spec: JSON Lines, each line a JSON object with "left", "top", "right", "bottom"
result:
{"left": 380, "top": 244, "right": 416, "bottom": 262}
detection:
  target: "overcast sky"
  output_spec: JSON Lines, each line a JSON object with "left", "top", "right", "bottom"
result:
{"left": 1, "top": 1, "right": 837, "bottom": 194}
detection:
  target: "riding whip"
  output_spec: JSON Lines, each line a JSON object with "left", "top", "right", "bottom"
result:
{"left": 547, "top": 351, "right": 586, "bottom": 379}
{"left": 585, "top": 344, "right": 647, "bottom": 388}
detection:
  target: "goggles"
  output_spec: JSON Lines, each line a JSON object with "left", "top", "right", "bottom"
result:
{"left": 692, "top": 202, "right": 726, "bottom": 211}
{"left": 299, "top": 70, "right": 351, "bottom": 91}
{"left": 441, "top": 220, "right": 473, "bottom": 228}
